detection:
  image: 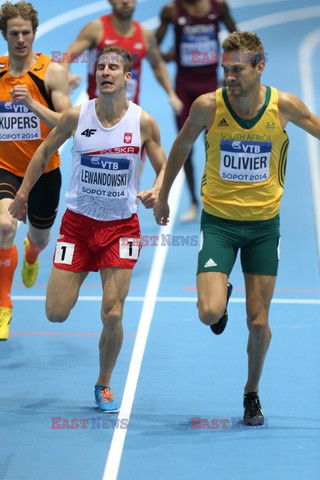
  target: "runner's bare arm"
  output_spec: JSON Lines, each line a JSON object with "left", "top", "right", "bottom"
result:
{"left": 155, "top": 3, "right": 176, "bottom": 62}
{"left": 216, "top": 0, "right": 238, "bottom": 33}
{"left": 154, "top": 94, "right": 216, "bottom": 225}
{"left": 278, "top": 91, "right": 320, "bottom": 138}
{"left": 10, "top": 62, "right": 72, "bottom": 128}
{"left": 144, "top": 28, "right": 183, "bottom": 114}
{"left": 156, "top": 3, "right": 175, "bottom": 44}
{"left": 60, "top": 19, "right": 102, "bottom": 89}
{"left": 8, "top": 108, "right": 79, "bottom": 222}
{"left": 137, "top": 111, "right": 167, "bottom": 209}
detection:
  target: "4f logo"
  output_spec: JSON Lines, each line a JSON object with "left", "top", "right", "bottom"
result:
{"left": 81, "top": 129, "right": 97, "bottom": 137}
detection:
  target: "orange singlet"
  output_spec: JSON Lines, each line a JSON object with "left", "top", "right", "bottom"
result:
{"left": 0, "top": 53, "right": 60, "bottom": 177}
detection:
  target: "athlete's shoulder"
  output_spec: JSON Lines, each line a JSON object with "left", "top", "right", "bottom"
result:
{"left": 159, "top": 2, "right": 176, "bottom": 22}
{"left": 277, "top": 90, "right": 300, "bottom": 111}
{"left": 193, "top": 91, "right": 217, "bottom": 112}
{"left": 189, "top": 92, "right": 217, "bottom": 130}
{"left": 27, "top": 54, "right": 52, "bottom": 78}
{"left": 89, "top": 16, "right": 105, "bottom": 28}
{"left": 140, "top": 108, "right": 153, "bottom": 125}
{"left": 62, "top": 104, "right": 81, "bottom": 124}
{"left": 79, "top": 16, "right": 104, "bottom": 47}
{"left": 140, "top": 108, "right": 159, "bottom": 135}
{"left": 35, "top": 53, "right": 51, "bottom": 62}
{"left": 0, "top": 56, "right": 8, "bottom": 70}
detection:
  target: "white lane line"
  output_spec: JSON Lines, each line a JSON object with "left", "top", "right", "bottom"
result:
{"left": 102, "top": 9, "right": 184, "bottom": 477}
{"left": 298, "top": 29, "right": 320, "bottom": 266}
{"left": 102, "top": 172, "right": 184, "bottom": 480}
{"left": 229, "top": 0, "right": 292, "bottom": 6}
{"left": 238, "top": 5, "right": 320, "bottom": 30}
{"left": 11, "top": 296, "right": 320, "bottom": 305}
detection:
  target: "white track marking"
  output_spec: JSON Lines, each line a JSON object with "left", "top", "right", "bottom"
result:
{"left": 11, "top": 295, "right": 320, "bottom": 305}
{"left": 298, "top": 29, "right": 320, "bottom": 264}
{"left": 101, "top": 170, "right": 184, "bottom": 480}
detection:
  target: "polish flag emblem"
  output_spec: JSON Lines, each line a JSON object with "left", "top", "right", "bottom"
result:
{"left": 124, "top": 132, "right": 132, "bottom": 143}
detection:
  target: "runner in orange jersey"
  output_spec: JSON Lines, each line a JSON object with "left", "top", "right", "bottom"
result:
{"left": 0, "top": 1, "right": 71, "bottom": 341}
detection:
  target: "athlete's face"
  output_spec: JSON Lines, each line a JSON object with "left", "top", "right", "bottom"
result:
{"left": 183, "top": 0, "right": 200, "bottom": 5}
{"left": 109, "top": 0, "right": 136, "bottom": 20}
{"left": 222, "top": 50, "right": 265, "bottom": 97}
{"left": 4, "top": 16, "right": 35, "bottom": 58}
{"left": 96, "top": 53, "right": 131, "bottom": 95}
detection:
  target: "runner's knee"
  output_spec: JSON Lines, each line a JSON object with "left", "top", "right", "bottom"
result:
{"left": 101, "top": 302, "right": 123, "bottom": 328}
{"left": 197, "top": 300, "right": 225, "bottom": 326}
{"left": 0, "top": 215, "right": 17, "bottom": 242}
{"left": 247, "top": 314, "right": 271, "bottom": 340}
{"left": 46, "top": 303, "right": 69, "bottom": 323}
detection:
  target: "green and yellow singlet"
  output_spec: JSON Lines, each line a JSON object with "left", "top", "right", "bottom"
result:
{"left": 202, "top": 86, "right": 289, "bottom": 220}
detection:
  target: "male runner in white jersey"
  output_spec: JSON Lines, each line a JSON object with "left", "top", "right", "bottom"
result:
{"left": 9, "top": 45, "right": 166, "bottom": 413}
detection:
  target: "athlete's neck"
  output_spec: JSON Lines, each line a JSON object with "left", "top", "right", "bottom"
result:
{"left": 227, "top": 85, "right": 266, "bottom": 119}
{"left": 110, "top": 13, "right": 135, "bottom": 37}
{"left": 95, "top": 96, "right": 129, "bottom": 128}
{"left": 8, "top": 51, "right": 38, "bottom": 76}
{"left": 182, "top": 0, "right": 211, "bottom": 17}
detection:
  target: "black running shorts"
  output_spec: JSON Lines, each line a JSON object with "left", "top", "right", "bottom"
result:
{"left": 0, "top": 167, "right": 61, "bottom": 229}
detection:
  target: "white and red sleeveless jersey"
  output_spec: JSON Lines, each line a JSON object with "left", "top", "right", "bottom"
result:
{"left": 66, "top": 100, "right": 142, "bottom": 221}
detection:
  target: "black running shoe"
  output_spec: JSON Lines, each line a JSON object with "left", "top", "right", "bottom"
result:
{"left": 243, "top": 392, "right": 264, "bottom": 426}
{"left": 210, "top": 283, "right": 233, "bottom": 335}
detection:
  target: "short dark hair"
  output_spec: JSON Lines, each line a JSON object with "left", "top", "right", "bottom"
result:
{"left": 97, "top": 46, "right": 133, "bottom": 73}
{"left": 0, "top": 1, "right": 38, "bottom": 35}
{"left": 222, "top": 31, "right": 265, "bottom": 67}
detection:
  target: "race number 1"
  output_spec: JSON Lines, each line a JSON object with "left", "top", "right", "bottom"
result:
{"left": 54, "top": 242, "right": 75, "bottom": 265}
{"left": 119, "top": 237, "right": 140, "bottom": 259}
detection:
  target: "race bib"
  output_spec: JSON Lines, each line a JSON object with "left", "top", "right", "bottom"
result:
{"left": 180, "top": 33, "right": 218, "bottom": 67}
{"left": 54, "top": 242, "right": 75, "bottom": 265}
{"left": 0, "top": 101, "right": 40, "bottom": 141}
{"left": 220, "top": 140, "right": 272, "bottom": 183}
{"left": 119, "top": 237, "right": 140, "bottom": 259}
{"left": 79, "top": 155, "right": 130, "bottom": 198}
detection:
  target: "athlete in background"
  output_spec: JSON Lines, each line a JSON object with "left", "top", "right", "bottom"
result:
{"left": 62, "top": 0, "right": 182, "bottom": 115}
{"left": 156, "top": 0, "right": 237, "bottom": 222}
{"left": 0, "top": 1, "right": 71, "bottom": 341}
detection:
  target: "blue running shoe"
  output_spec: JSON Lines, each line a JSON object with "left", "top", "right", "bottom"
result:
{"left": 94, "top": 385, "right": 119, "bottom": 413}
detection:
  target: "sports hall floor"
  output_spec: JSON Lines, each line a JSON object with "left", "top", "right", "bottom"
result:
{"left": 1, "top": 0, "right": 320, "bottom": 479}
